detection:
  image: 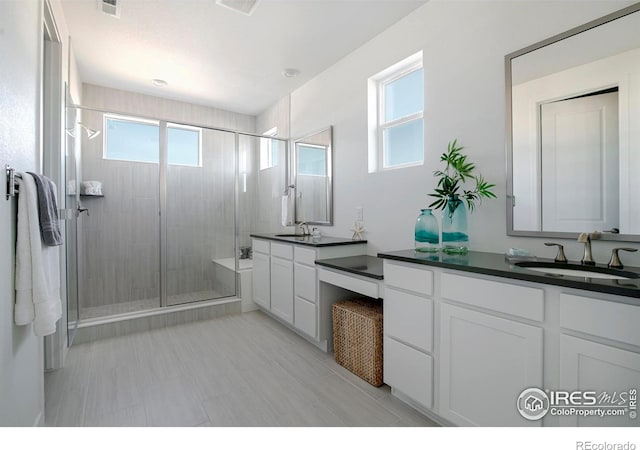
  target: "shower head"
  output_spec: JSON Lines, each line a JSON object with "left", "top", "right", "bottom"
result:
{"left": 65, "top": 122, "right": 100, "bottom": 140}
{"left": 80, "top": 123, "right": 101, "bottom": 140}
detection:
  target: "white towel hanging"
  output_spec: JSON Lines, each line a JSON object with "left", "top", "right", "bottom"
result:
{"left": 14, "top": 173, "right": 62, "bottom": 336}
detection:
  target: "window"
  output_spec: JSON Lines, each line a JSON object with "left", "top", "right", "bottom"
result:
{"left": 167, "top": 124, "right": 201, "bottom": 167}
{"left": 368, "top": 52, "right": 424, "bottom": 172}
{"left": 296, "top": 144, "right": 327, "bottom": 176}
{"left": 260, "top": 126, "right": 279, "bottom": 170}
{"left": 104, "top": 114, "right": 201, "bottom": 167}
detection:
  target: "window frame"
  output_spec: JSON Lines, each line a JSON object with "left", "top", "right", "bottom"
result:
{"left": 103, "top": 113, "right": 202, "bottom": 167}
{"left": 368, "top": 51, "right": 424, "bottom": 173}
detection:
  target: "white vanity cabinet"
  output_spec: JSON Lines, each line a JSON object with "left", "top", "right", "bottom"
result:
{"left": 438, "top": 272, "right": 544, "bottom": 426}
{"left": 383, "top": 261, "right": 435, "bottom": 409}
{"left": 252, "top": 237, "right": 366, "bottom": 348}
{"left": 439, "top": 302, "right": 543, "bottom": 426}
{"left": 294, "top": 246, "right": 319, "bottom": 338}
{"left": 270, "top": 243, "right": 294, "bottom": 324}
{"left": 559, "top": 293, "right": 640, "bottom": 427}
{"left": 380, "top": 253, "right": 640, "bottom": 427}
{"left": 251, "top": 240, "right": 271, "bottom": 310}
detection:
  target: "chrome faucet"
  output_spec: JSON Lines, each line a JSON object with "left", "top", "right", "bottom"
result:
{"left": 608, "top": 247, "right": 638, "bottom": 269}
{"left": 578, "top": 231, "right": 601, "bottom": 265}
{"left": 544, "top": 243, "right": 567, "bottom": 263}
{"left": 296, "top": 221, "right": 310, "bottom": 236}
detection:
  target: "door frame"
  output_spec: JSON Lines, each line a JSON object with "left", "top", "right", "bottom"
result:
{"left": 42, "top": 0, "right": 67, "bottom": 370}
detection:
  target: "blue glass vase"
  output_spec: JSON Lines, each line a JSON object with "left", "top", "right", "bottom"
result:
{"left": 442, "top": 196, "right": 468, "bottom": 254}
{"left": 415, "top": 208, "right": 440, "bottom": 253}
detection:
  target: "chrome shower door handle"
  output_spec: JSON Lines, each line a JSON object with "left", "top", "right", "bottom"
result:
{"left": 76, "top": 206, "right": 89, "bottom": 217}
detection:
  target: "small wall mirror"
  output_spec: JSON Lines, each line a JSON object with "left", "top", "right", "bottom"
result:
{"left": 506, "top": 3, "right": 640, "bottom": 241}
{"left": 293, "top": 126, "right": 333, "bottom": 225}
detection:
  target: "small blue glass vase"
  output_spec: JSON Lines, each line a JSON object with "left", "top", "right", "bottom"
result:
{"left": 415, "top": 208, "right": 440, "bottom": 253}
{"left": 442, "top": 195, "right": 468, "bottom": 254}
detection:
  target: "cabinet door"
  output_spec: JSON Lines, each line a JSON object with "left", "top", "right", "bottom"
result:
{"left": 270, "top": 256, "right": 294, "bottom": 324}
{"left": 439, "top": 303, "right": 543, "bottom": 426}
{"left": 294, "top": 296, "right": 316, "bottom": 338}
{"left": 384, "top": 336, "right": 433, "bottom": 409}
{"left": 294, "top": 262, "right": 316, "bottom": 303}
{"left": 385, "top": 287, "right": 433, "bottom": 353}
{"left": 252, "top": 252, "right": 270, "bottom": 309}
{"left": 560, "top": 335, "right": 640, "bottom": 427}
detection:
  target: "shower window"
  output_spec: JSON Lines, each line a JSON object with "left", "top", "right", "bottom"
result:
{"left": 104, "top": 114, "right": 201, "bottom": 167}
{"left": 259, "top": 127, "right": 278, "bottom": 170}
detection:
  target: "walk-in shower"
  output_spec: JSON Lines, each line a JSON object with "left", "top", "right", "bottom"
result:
{"left": 64, "top": 103, "right": 287, "bottom": 334}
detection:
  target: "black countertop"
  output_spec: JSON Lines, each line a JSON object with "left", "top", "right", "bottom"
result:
{"left": 251, "top": 233, "right": 367, "bottom": 248}
{"left": 315, "top": 255, "right": 384, "bottom": 280}
{"left": 377, "top": 249, "right": 640, "bottom": 300}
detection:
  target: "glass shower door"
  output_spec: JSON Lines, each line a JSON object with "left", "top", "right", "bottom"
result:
{"left": 165, "top": 126, "right": 237, "bottom": 306}
{"left": 65, "top": 105, "right": 80, "bottom": 345}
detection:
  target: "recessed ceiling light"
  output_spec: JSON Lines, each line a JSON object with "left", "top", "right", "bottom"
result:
{"left": 152, "top": 78, "right": 168, "bottom": 87}
{"left": 282, "top": 68, "right": 300, "bottom": 78}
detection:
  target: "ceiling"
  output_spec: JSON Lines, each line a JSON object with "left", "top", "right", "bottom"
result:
{"left": 60, "top": 0, "right": 428, "bottom": 116}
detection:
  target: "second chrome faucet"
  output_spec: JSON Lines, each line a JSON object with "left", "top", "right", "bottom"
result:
{"left": 546, "top": 232, "right": 637, "bottom": 269}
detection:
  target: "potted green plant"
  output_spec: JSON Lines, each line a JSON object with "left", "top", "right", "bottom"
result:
{"left": 428, "top": 139, "right": 496, "bottom": 253}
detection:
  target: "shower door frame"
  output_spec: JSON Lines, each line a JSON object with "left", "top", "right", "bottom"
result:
{"left": 68, "top": 104, "right": 289, "bottom": 319}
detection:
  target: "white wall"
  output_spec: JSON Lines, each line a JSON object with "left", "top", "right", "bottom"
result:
{"left": 0, "top": 0, "right": 45, "bottom": 427}
{"left": 287, "top": 0, "right": 639, "bottom": 264}
{"left": 0, "top": 0, "right": 82, "bottom": 426}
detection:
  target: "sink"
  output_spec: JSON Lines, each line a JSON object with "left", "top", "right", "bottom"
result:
{"left": 514, "top": 262, "right": 638, "bottom": 280}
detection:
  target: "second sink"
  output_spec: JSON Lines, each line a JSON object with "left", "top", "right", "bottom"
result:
{"left": 514, "top": 262, "right": 638, "bottom": 280}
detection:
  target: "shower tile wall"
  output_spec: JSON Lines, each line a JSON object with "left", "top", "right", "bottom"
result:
{"left": 78, "top": 84, "right": 255, "bottom": 315}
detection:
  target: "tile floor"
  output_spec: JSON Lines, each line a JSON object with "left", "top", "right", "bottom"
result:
{"left": 45, "top": 311, "right": 438, "bottom": 427}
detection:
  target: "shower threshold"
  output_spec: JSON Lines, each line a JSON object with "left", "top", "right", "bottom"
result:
{"left": 79, "top": 289, "right": 229, "bottom": 320}
{"left": 71, "top": 297, "right": 242, "bottom": 344}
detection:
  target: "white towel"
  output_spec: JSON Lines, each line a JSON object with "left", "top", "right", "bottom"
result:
{"left": 281, "top": 193, "right": 294, "bottom": 227}
{"left": 15, "top": 173, "right": 62, "bottom": 337}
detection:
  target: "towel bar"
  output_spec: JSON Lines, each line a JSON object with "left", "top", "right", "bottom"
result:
{"left": 5, "top": 165, "right": 22, "bottom": 200}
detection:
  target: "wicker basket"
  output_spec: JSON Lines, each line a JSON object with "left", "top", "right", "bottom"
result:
{"left": 332, "top": 299, "right": 383, "bottom": 387}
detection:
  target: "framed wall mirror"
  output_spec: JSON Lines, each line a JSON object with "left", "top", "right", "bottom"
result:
{"left": 292, "top": 126, "right": 333, "bottom": 225}
{"left": 506, "top": 3, "right": 640, "bottom": 241}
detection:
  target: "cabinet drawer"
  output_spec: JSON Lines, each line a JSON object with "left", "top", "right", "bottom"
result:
{"left": 441, "top": 273, "right": 544, "bottom": 322}
{"left": 317, "top": 267, "right": 380, "bottom": 299}
{"left": 385, "top": 288, "right": 433, "bottom": 352}
{"left": 294, "top": 296, "right": 317, "bottom": 338}
{"left": 271, "top": 242, "right": 293, "bottom": 260}
{"left": 295, "top": 246, "right": 317, "bottom": 266}
{"left": 253, "top": 239, "right": 270, "bottom": 254}
{"left": 384, "top": 336, "right": 433, "bottom": 409}
{"left": 295, "top": 263, "right": 317, "bottom": 303}
{"left": 384, "top": 261, "right": 433, "bottom": 296}
{"left": 560, "top": 294, "right": 640, "bottom": 346}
